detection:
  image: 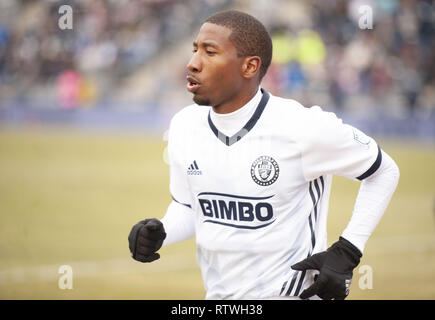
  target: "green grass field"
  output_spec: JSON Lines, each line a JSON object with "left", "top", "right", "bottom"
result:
{"left": 0, "top": 126, "right": 434, "bottom": 299}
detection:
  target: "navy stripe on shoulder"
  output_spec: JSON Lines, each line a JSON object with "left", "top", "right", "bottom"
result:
{"left": 357, "top": 146, "right": 382, "bottom": 180}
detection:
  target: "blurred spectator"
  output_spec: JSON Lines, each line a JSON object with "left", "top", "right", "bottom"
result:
{"left": 57, "top": 69, "right": 81, "bottom": 109}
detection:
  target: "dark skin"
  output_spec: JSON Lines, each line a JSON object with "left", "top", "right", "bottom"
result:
{"left": 186, "top": 22, "right": 262, "bottom": 114}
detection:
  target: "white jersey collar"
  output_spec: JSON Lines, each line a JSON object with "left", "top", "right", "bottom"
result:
{"left": 210, "top": 87, "right": 262, "bottom": 137}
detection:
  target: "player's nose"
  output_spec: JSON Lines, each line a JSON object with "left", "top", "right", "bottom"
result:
{"left": 187, "top": 51, "right": 202, "bottom": 73}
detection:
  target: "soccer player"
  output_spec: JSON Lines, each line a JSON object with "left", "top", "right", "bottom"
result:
{"left": 128, "top": 10, "right": 400, "bottom": 300}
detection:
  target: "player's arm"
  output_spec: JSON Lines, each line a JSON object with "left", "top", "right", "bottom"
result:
{"left": 161, "top": 200, "right": 195, "bottom": 246}
{"left": 128, "top": 200, "right": 195, "bottom": 263}
{"left": 341, "top": 150, "right": 399, "bottom": 252}
{"left": 292, "top": 150, "right": 399, "bottom": 299}
{"left": 292, "top": 107, "right": 400, "bottom": 299}
{"left": 128, "top": 113, "right": 195, "bottom": 263}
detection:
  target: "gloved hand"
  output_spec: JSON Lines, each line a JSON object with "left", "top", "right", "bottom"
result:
{"left": 291, "top": 237, "right": 362, "bottom": 300}
{"left": 128, "top": 218, "right": 167, "bottom": 263}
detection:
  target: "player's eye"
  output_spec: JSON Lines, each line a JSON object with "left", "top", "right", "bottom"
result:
{"left": 192, "top": 49, "right": 198, "bottom": 53}
{"left": 206, "top": 50, "right": 216, "bottom": 55}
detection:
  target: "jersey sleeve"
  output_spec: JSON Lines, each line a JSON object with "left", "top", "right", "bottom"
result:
{"left": 168, "top": 115, "right": 193, "bottom": 208}
{"left": 161, "top": 200, "right": 195, "bottom": 246}
{"left": 300, "top": 106, "right": 382, "bottom": 181}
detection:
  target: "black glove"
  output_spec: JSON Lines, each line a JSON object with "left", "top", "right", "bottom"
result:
{"left": 128, "top": 218, "right": 166, "bottom": 263}
{"left": 291, "top": 237, "right": 362, "bottom": 300}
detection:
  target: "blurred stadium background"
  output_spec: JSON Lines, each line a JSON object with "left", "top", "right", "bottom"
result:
{"left": 0, "top": 0, "right": 434, "bottom": 299}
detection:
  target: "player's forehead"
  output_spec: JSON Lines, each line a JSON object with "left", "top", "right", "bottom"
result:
{"left": 193, "top": 22, "right": 233, "bottom": 49}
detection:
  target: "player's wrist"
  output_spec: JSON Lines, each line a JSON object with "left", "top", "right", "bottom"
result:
{"left": 336, "top": 236, "right": 362, "bottom": 262}
{"left": 326, "top": 237, "right": 362, "bottom": 272}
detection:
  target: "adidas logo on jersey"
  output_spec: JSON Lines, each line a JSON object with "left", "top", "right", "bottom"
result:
{"left": 187, "top": 160, "right": 202, "bottom": 175}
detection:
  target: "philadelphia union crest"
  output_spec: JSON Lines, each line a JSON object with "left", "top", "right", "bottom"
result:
{"left": 251, "top": 156, "right": 279, "bottom": 186}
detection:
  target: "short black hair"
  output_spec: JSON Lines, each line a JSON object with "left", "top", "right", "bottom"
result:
{"left": 205, "top": 10, "right": 272, "bottom": 82}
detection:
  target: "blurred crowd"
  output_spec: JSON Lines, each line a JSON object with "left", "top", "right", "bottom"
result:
{"left": 256, "top": 0, "right": 435, "bottom": 116}
{"left": 0, "top": 0, "right": 433, "bottom": 117}
{"left": 0, "top": 0, "right": 229, "bottom": 109}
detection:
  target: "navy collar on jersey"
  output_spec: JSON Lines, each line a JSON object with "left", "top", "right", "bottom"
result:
{"left": 207, "top": 88, "right": 270, "bottom": 146}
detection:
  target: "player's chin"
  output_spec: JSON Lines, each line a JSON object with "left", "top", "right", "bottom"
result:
{"left": 192, "top": 93, "right": 211, "bottom": 106}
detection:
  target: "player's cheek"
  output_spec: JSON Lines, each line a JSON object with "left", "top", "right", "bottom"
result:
{"left": 215, "top": 66, "right": 236, "bottom": 90}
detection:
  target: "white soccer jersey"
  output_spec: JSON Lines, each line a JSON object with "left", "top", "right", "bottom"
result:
{"left": 167, "top": 88, "right": 381, "bottom": 299}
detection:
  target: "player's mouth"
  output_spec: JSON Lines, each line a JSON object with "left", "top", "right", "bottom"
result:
{"left": 186, "top": 75, "right": 201, "bottom": 93}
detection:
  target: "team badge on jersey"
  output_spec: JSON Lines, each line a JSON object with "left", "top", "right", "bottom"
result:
{"left": 251, "top": 156, "right": 279, "bottom": 186}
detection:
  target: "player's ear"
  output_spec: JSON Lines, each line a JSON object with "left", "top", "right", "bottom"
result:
{"left": 241, "top": 56, "right": 261, "bottom": 80}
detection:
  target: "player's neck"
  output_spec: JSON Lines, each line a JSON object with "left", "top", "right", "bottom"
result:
{"left": 212, "top": 86, "right": 259, "bottom": 114}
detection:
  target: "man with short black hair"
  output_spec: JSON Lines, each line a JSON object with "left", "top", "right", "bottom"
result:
{"left": 128, "top": 10, "right": 399, "bottom": 300}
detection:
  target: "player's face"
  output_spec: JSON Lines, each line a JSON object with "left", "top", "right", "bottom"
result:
{"left": 187, "top": 23, "right": 245, "bottom": 108}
